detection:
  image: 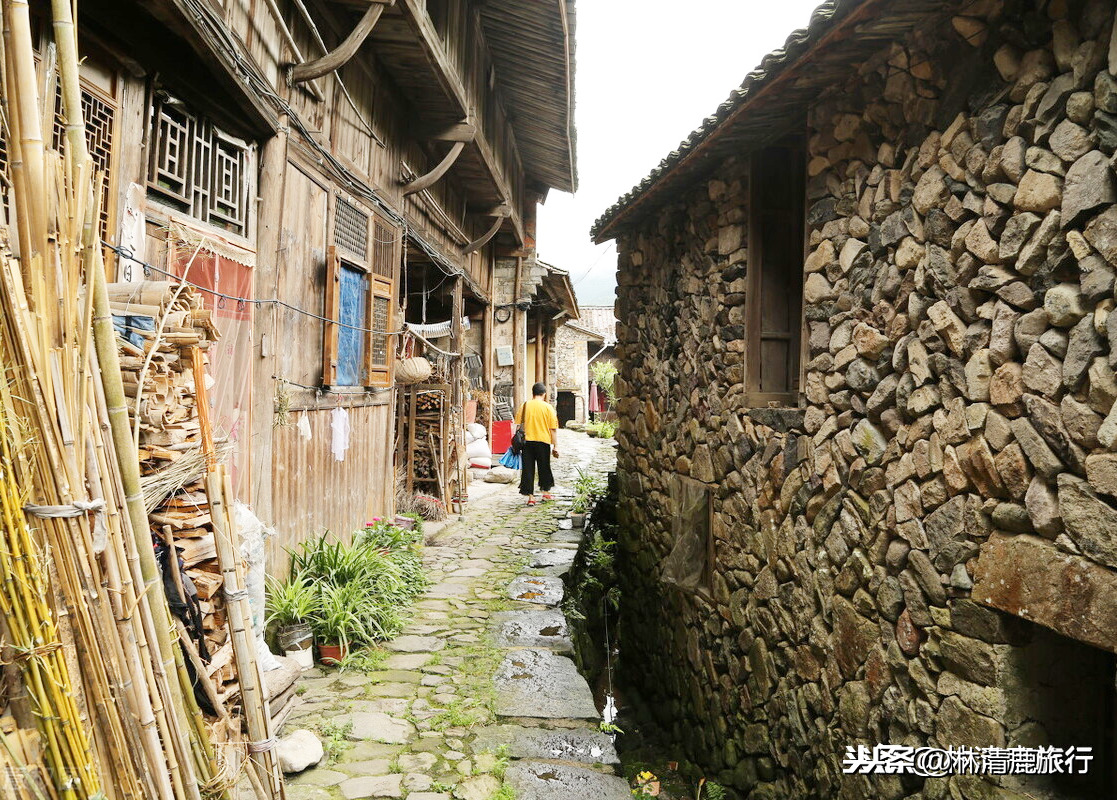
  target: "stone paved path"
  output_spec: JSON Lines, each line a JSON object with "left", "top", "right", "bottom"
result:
{"left": 282, "top": 430, "right": 627, "bottom": 800}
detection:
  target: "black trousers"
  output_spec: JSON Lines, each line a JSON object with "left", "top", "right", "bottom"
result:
{"left": 520, "top": 440, "right": 554, "bottom": 495}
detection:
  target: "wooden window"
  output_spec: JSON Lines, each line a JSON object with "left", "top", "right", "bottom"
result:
{"left": 147, "top": 94, "right": 251, "bottom": 237}
{"left": 746, "top": 142, "right": 805, "bottom": 406}
{"left": 323, "top": 202, "right": 399, "bottom": 388}
{"left": 1, "top": 82, "right": 118, "bottom": 243}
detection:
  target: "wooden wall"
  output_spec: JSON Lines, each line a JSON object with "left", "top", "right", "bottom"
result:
{"left": 267, "top": 401, "right": 394, "bottom": 568}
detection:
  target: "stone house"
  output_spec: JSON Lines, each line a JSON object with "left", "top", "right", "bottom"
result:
{"left": 552, "top": 320, "right": 605, "bottom": 424}
{"left": 592, "top": 0, "right": 1117, "bottom": 797}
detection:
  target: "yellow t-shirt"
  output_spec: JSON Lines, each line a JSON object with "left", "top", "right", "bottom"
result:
{"left": 515, "top": 398, "right": 558, "bottom": 443}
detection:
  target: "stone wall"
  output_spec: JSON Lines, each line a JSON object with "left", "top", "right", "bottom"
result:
{"left": 612, "top": 2, "right": 1117, "bottom": 798}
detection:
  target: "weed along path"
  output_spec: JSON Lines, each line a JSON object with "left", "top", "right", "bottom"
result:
{"left": 282, "top": 429, "right": 625, "bottom": 800}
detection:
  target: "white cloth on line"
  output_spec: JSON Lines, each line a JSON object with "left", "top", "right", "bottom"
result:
{"left": 297, "top": 410, "right": 312, "bottom": 441}
{"left": 330, "top": 407, "right": 350, "bottom": 462}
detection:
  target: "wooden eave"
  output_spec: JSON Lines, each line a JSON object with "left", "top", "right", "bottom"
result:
{"left": 591, "top": 0, "right": 956, "bottom": 243}
{"left": 116, "top": 0, "right": 280, "bottom": 136}
{"left": 477, "top": 0, "right": 577, "bottom": 194}
{"left": 371, "top": 0, "right": 526, "bottom": 245}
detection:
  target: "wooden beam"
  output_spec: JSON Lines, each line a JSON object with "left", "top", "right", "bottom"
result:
{"left": 462, "top": 215, "right": 504, "bottom": 255}
{"left": 417, "top": 121, "right": 477, "bottom": 142}
{"left": 290, "top": 0, "right": 393, "bottom": 84}
{"left": 402, "top": 140, "right": 466, "bottom": 196}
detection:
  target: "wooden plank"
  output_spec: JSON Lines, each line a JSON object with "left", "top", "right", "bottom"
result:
{"left": 323, "top": 246, "right": 341, "bottom": 386}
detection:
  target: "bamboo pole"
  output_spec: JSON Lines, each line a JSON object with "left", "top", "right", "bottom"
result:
{"left": 209, "top": 464, "right": 285, "bottom": 800}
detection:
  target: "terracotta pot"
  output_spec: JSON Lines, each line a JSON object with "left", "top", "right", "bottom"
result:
{"left": 569, "top": 512, "right": 586, "bottom": 528}
{"left": 317, "top": 641, "right": 348, "bottom": 665}
{"left": 464, "top": 399, "right": 478, "bottom": 424}
{"left": 393, "top": 515, "right": 415, "bottom": 531}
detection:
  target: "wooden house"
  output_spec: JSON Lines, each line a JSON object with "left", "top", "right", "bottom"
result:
{"left": 6, "top": 0, "right": 577, "bottom": 558}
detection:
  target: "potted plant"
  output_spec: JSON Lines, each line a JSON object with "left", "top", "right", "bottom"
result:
{"left": 265, "top": 573, "right": 318, "bottom": 669}
{"left": 312, "top": 582, "right": 369, "bottom": 665}
{"left": 569, "top": 493, "right": 590, "bottom": 528}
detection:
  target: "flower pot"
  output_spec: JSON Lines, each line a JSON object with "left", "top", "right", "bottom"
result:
{"left": 277, "top": 622, "right": 313, "bottom": 653}
{"left": 286, "top": 647, "right": 314, "bottom": 669}
{"left": 569, "top": 512, "right": 586, "bottom": 528}
{"left": 464, "top": 399, "right": 478, "bottom": 424}
{"left": 317, "top": 641, "right": 348, "bottom": 665}
{"left": 393, "top": 515, "right": 415, "bottom": 531}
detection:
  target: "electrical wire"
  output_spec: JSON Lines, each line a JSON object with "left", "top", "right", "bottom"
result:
{"left": 176, "top": 0, "right": 465, "bottom": 280}
{"left": 105, "top": 241, "right": 404, "bottom": 336}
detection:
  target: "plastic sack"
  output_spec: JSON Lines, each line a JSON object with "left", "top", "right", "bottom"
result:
{"left": 469, "top": 457, "right": 492, "bottom": 469}
{"left": 466, "top": 423, "right": 487, "bottom": 441}
{"left": 466, "top": 438, "right": 491, "bottom": 460}
{"left": 233, "top": 500, "right": 283, "bottom": 672}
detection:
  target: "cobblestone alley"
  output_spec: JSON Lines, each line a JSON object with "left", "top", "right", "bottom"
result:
{"left": 280, "top": 430, "right": 624, "bottom": 800}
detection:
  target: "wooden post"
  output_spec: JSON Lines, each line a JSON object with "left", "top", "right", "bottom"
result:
{"left": 534, "top": 315, "right": 545, "bottom": 385}
{"left": 482, "top": 296, "right": 494, "bottom": 441}
{"left": 512, "top": 256, "right": 524, "bottom": 410}
{"left": 251, "top": 120, "right": 289, "bottom": 528}
{"left": 450, "top": 275, "right": 464, "bottom": 507}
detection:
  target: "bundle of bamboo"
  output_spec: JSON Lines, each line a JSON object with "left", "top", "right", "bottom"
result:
{"left": 0, "top": 1, "right": 283, "bottom": 798}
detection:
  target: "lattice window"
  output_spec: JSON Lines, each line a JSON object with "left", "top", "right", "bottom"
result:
{"left": 372, "top": 219, "right": 395, "bottom": 278}
{"left": 334, "top": 197, "right": 369, "bottom": 260}
{"left": 0, "top": 83, "right": 117, "bottom": 242}
{"left": 148, "top": 96, "right": 250, "bottom": 237}
{"left": 51, "top": 87, "right": 116, "bottom": 240}
{"left": 371, "top": 295, "right": 390, "bottom": 366}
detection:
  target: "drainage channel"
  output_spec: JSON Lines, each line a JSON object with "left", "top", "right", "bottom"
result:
{"left": 485, "top": 486, "right": 631, "bottom": 799}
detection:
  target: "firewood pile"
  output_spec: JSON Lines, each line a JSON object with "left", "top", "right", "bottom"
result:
{"left": 109, "top": 281, "right": 232, "bottom": 664}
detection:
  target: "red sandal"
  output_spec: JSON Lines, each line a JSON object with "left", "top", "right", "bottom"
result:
{"left": 526, "top": 496, "right": 537, "bottom": 506}
{"left": 541, "top": 493, "right": 554, "bottom": 502}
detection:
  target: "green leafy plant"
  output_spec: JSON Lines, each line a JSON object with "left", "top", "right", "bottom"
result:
{"left": 599, "top": 721, "right": 625, "bottom": 735}
{"left": 697, "top": 779, "right": 727, "bottom": 800}
{"left": 336, "top": 646, "right": 388, "bottom": 674}
{"left": 265, "top": 572, "right": 318, "bottom": 627}
{"left": 285, "top": 526, "right": 428, "bottom": 650}
{"left": 318, "top": 719, "right": 354, "bottom": 764}
{"left": 590, "top": 360, "right": 618, "bottom": 406}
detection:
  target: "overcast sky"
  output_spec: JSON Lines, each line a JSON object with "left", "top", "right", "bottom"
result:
{"left": 536, "top": 0, "right": 826, "bottom": 307}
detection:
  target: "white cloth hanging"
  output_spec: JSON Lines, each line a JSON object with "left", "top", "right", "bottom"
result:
{"left": 297, "top": 410, "right": 312, "bottom": 441}
{"left": 330, "top": 406, "right": 350, "bottom": 462}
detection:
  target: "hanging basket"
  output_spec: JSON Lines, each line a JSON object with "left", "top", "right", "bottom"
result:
{"left": 395, "top": 357, "right": 432, "bottom": 385}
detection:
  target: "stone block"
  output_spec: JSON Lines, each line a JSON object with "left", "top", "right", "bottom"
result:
{"left": 973, "top": 533, "right": 1117, "bottom": 653}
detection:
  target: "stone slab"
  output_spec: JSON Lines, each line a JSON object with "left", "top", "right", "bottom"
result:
{"left": 507, "top": 575, "right": 564, "bottom": 606}
{"left": 338, "top": 773, "right": 403, "bottom": 799}
{"left": 384, "top": 635, "right": 444, "bottom": 653}
{"left": 528, "top": 547, "right": 577, "bottom": 569}
{"left": 472, "top": 724, "right": 619, "bottom": 765}
{"left": 505, "top": 761, "right": 630, "bottom": 800}
{"left": 494, "top": 648, "right": 599, "bottom": 719}
{"left": 972, "top": 533, "right": 1117, "bottom": 653}
{"left": 492, "top": 609, "right": 573, "bottom": 653}
{"left": 336, "top": 711, "right": 414, "bottom": 744}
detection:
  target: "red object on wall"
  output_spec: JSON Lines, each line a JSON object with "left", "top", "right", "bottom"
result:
{"left": 492, "top": 420, "right": 513, "bottom": 455}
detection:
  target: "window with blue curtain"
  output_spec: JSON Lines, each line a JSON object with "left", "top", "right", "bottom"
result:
{"left": 337, "top": 263, "right": 368, "bottom": 386}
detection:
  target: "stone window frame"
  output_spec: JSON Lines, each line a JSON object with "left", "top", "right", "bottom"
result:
{"left": 745, "top": 138, "right": 807, "bottom": 409}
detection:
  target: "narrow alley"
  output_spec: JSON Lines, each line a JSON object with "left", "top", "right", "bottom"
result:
{"left": 280, "top": 430, "right": 624, "bottom": 800}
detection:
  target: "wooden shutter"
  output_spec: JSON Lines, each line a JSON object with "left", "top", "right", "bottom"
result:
{"left": 323, "top": 245, "right": 341, "bottom": 386}
{"left": 365, "top": 214, "right": 400, "bottom": 387}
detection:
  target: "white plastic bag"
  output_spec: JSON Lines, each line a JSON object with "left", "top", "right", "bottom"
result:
{"left": 233, "top": 501, "right": 282, "bottom": 672}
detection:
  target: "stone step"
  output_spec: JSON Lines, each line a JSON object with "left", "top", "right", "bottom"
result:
{"left": 505, "top": 761, "right": 631, "bottom": 800}
{"left": 493, "top": 648, "right": 599, "bottom": 720}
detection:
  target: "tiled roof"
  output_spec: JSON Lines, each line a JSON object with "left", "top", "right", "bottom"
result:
{"left": 590, "top": 0, "right": 861, "bottom": 241}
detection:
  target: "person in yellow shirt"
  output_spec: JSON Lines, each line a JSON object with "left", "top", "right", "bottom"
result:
{"left": 514, "top": 382, "right": 559, "bottom": 505}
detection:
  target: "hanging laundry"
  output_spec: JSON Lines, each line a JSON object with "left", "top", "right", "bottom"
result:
{"left": 297, "top": 410, "right": 312, "bottom": 441}
{"left": 330, "top": 406, "right": 350, "bottom": 462}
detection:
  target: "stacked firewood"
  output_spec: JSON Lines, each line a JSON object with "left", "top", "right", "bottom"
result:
{"left": 109, "top": 281, "right": 230, "bottom": 658}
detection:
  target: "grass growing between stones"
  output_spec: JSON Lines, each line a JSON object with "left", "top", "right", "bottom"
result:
{"left": 317, "top": 718, "right": 354, "bottom": 765}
